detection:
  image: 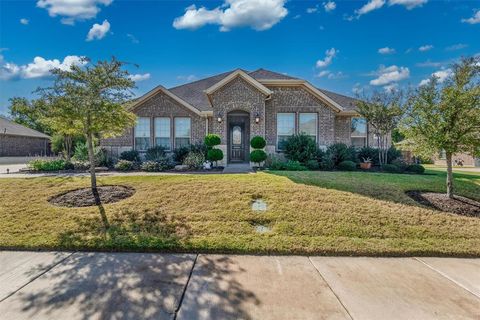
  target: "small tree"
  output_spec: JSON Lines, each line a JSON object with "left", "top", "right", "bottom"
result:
{"left": 38, "top": 57, "right": 136, "bottom": 204}
{"left": 8, "top": 97, "right": 52, "bottom": 135}
{"left": 402, "top": 57, "right": 480, "bottom": 198}
{"left": 205, "top": 134, "right": 223, "bottom": 167}
{"left": 250, "top": 136, "right": 267, "bottom": 167}
{"left": 356, "top": 91, "right": 404, "bottom": 165}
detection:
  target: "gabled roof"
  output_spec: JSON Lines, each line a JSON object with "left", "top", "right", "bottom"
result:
{"left": 248, "top": 68, "right": 298, "bottom": 80}
{"left": 0, "top": 116, "right": 50, "bottom": 139}
{"left": 204, "top": 69, "right": 272, "bottom": 97}
{"left": 318, "top": 89, "right": 360, "bottom": 113}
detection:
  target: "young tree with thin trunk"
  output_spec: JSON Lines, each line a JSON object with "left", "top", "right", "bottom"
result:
{"left": 402, "top": 57, "right": 480, "bottom": 198}
{"left": 356, "top": 91, "right": 404, "bottom": 165}
{"left": 39, "top": 57, "right": 136, "bottom": 203}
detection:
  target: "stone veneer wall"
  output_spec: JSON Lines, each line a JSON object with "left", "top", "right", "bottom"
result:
{"left": 334, "top": 116, "right": 352, "bottom": 145}
{"left": 0, "top": 135, "right": 50, "bottom": 157}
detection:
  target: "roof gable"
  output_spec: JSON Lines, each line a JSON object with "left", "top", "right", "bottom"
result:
{"left": 0, "top": 117, "right": 50, "bottom": 139}
{"left": 204, "top": 69, "right": 272, "bottom": 97}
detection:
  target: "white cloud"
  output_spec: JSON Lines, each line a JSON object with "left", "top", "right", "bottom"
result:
{"left": 419, "top": 69, "right": 452, "bottom": 86}
{"left": 306, "top": 6, "right": 318, "bottom": 14}
{"left": 355, "top": 0, "right": 385, "bottom": 17}
{"left": 462, "top": 10, "right": 480, "bottom": 24}
{"left": 20, "top": 18, "right": 29, "bottom": 25}
{"left": 173, "top": 0, "right": 288, "bottom": 32}
{"left": 126, "top": 33, "right": 139, "bottom": 44}
{"left": 445, "top": 43, "right": 468, "bottom": 51}
{"left": 177, "top": 75, "right": 197, "bottom": 82}
{"left": 129, "top": 73, "right": 150, "bottom": 82}
{"left": 323, "top": 1, "right": 336, "bottom": 12}
{"left": 378, "top": 47, "right": 395, "bottom": 54}
{"left": 37, "top": 0, "right": 112, "bottom": 25}
{"left": 86, "top": 20, "right": 110, "bottom": 41}
{"left": 293, "top": 14, "right": 301, "bottom": 19}
{"left": 316, "top": 48, "right": 338, "bottom": 68}
{"left": 419, "top": 44, "right": 433, "bottom": 52}
{"left": 316, "top": 70, "right": 345, "bottom": 79}
{"left": 416, "top": 60, "right": 442, "bottom": 68}
{"left": 316, "top": 70, "right": 330, "bottom": 78}
{"left": 0, "top": 55, "right": 86, "bottom": 80}
{"left": 370, "top": 65, "right": 410, "bottom": 86}
{"left": 388, "top": 0, "right": 427, "bottom": 10}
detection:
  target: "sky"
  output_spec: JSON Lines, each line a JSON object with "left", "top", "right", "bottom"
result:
{"left": 0, "top": 0, "right": 479, "bottom": 115}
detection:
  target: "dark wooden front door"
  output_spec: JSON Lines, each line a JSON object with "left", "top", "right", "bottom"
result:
{"left": 229, "top": 123, "right": 245, "bottom": 162}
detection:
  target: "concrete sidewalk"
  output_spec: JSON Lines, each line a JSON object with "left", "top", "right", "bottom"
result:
{"left": 0, "top": 252, "right": 478, "bottom": 320}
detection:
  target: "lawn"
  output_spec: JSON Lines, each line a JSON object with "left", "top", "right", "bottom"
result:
{"left": 0, "top": 169, "right": 479, "bottom": 256}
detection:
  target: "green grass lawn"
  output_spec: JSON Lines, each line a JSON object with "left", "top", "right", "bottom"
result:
{"left": 1, "top": 169, "right": 479, "bottom": 256}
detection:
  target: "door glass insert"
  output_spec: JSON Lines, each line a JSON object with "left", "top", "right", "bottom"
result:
{"left": 233, "top": 125, "right": 242, "bottom": 145}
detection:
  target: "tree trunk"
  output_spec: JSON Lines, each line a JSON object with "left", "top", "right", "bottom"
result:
{"left": 446, "top": 152, "right": 454, "bottom": 199}
{"left": 64, "top": 135, "right": 72, "bottom": 162}
{"left": 86, "top": 133, "right": 99, "bottom": 203}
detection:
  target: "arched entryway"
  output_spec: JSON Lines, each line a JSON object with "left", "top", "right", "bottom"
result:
{"left": 227, "top": 110, "right": 250, "bottom": 163}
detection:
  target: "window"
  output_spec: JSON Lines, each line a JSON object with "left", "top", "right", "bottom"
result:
{"left": 299, "top": 113, "right": 317, "bottom": 142}
{"left": 351, "top": 117, "right": 367, "bottom": 148}
{"left": 154, "top": 117, "right": 171, "bottom": 150}
{"left": 439, "top": 150, "right": 446, "bottom": 160}
{"left": 174, "top": 117, "right": 191, "bottom": 147}
{"left": 277, "top": 113, "right": 295, "bottom": 150}
{"left": 134, "top": 117, "right": 150, "bottom": 151}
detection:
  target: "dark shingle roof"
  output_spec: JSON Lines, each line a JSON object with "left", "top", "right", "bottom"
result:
{"left": 248, "top": 68, "right": 298, "bottom": 80}
{"left": 318, "top": 89, "right": 359, "bottom": 112}
{"left": 0, "top": 116, "right": 50, "bottom": 139}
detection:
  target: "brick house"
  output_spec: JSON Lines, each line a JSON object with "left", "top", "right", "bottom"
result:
{"left": 0, "top": 116, "right": 50, "bottom": 157}
{"left": 101, "top": 69, "right": 381, "bottom": 166}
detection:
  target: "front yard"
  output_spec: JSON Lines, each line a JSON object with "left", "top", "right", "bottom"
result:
{"left": 1, "top": 169, "right": 479, "bottom": 256}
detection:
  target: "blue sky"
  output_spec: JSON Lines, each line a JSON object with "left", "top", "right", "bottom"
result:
{"left": 0, "top": 0, "right": 479, "bottom": 115}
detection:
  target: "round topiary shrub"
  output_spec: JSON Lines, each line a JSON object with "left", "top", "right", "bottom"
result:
{"left": 250, "top": 149, "right": 267, "bottom": 165}
{"left": 382, "top": 164, "right": 401, "bottom": 173}
{"left": 207, "top": 148, "right": 224, "bottom": 166}
{"left": 406, "top": 164, "right": 425, "bottom": 174}
{"left": 250, "top": 136, "right": 266, "bottom": 149}
{"left": 204, "top": 134, "right": 221, "bottom": 147}
{"left": 337, "top": 160, "right": 357, "bottom": 171}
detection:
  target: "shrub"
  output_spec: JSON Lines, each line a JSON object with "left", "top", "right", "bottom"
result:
{"left": 204, "top": 134, "right": 221, "bottom": 147}
{"left": 120, "top": 150, "right": 141, "bottom": 162}
{"left": 250, "top": 149, "right": 267, "bottom": 165}
{"left": 28, "top": 159, "right": 66, "bottom": 171}
{"left": 391, "top": 159, "right": 408, "bottom": 172}
{"left": 357, "top": 147, "right": 379, "bottom": 165}
{"left": 140, "top": 160, "right": 173, "bottom": 172}
{"left": 71, "top": 142, "right": 111, "bottom": 166}
{"left": 418, "top": 156, "right": 434, "bottom": 164}
{"left": 266, "top": 155, "right": 285, "bottom": 170}
{"left": 284, "top": 134, "right": 318, "bottom": 164}
{"left": 382, "top": 164, "right": 401, "bottom": 173}
{"left": 337, "top": 160, "right": 357, "bottom": 171}
{"left": 387, "top": 147, "right": 402, "bottom": 164}
{"left": 96, "top": 148, "right": 112, "bottom": 167}
{"left": 64, "top": 161, "right": 75, "bottom": 170}
{"left": 326, "top": 143, "right": 356, "bottom": 166}
{"left": 319, "top": 156, "right": 335, "bottom": 171}
{"left": 115, "top": 160, "right": 135, "bottom": 171}
{"left": 173, "top": 146, "right": 190, "bottom": 163}
{"left": 207, "top": 148, "right": 224, "bottom": 166}
{"left": 145, "top": 146, "right": 166, "bottom": 161}
{"left": 305, "top": 159, "right": 320, "bottom": 170}
{"left": 250, "top": 136, "right": 266, "bottom": 149}
{"left": 183, "top": 151, "right": 205, "bottom": 169}
{"left": 50, "top": 134, "right": 65, "bottom": 154}
{"left": 283, "top": 160, "right": 307, "bottom": 171}
{"left": 406, "top": 164, "right": 425, "bottom": 174}
{"left": 72, "top": 142, "right": 89, "bottom": 161}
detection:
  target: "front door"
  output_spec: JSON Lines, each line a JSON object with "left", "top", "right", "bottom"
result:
{"left": 229, "top": 123, "right": 245, "bottom": 162}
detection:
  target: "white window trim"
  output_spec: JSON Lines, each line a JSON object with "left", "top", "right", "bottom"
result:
{"left": 174, "top": 117, "right": 192, "bottom": 149}
{"left": 276, "top": 112, "right": 296, "bottom": 151}
{"left": 134, "top": 117, "right": 151, "bottom": 151}
{"left": 154, "top": 117, "right": 171, "bottom": 150}
{"left": 299, "top": 112, "right": 318, "bottom": 143}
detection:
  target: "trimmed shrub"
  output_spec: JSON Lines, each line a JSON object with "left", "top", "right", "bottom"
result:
{"left": 265, "top": 155, "right": 285, "bottom": 170}
{"left": 337, "top": 160, "right": 357, "bottom": 171}
{"left": 173, "top": 146, "right": 190, "bottom": 163}
{"left": 406, "top": 164, "right": 425, "bottom": 174}
{"left": 283, "top": 160, "right": 307, "bottom": 171}
{"left": 326, "top": 143, "right": 356, "bottom": 166}
{"left": 115, "top": 160, "right": 135, "bottom": 171}
{"left": 387, "top": 147, "right": 402, "bottom": 164}
{"left": 305, "top": 159, "right": 320, "bottom": 170}
{"left": 319, "top": 156, "right": 335, "bottom": 171}
{"left": 250, "top": 136, "right": 266, "bottom": 149}
{"left": 250, "top": 149, "right": 267, "bottom": 165}
{"left": 120, "top": 150, "right": 141, "bottom": 162}
{"left": 382, "top": 164, "right": 401, "bottom": 173}
{"left": 64, "top": 161, "right": 75, "bottom": 170}
{"left": 204, "top": 134, "right": 221, "bottom": 147}
{"left": 183, "top": 151, "right": 205, "bottom": 169}
{"left": 284, "top": 134, "right": 318, "bottom": 164}
{"left": 28, "top": 159, "right": 66, "bottom": 171}
{"left": 140, "top": 159, "right": 174, "bottom": 172}
{"left": 207, "top": 148, "right": 224, "bottom": 166}
{"left": 145, "top": 146, "right": 166, "bottom": 161}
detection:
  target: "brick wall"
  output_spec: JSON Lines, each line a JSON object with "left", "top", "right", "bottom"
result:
{"left": 0, "top": 135, "right": 49, "bottom": 157}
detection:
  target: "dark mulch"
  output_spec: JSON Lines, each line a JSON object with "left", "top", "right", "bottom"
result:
{"left": 49, "top": 185, "right": 135, "bottom": 207}
{"left": 406, "top": 191, "right": 480, "bottom": 217}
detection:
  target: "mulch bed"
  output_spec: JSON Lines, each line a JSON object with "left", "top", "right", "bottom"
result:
{"left": 406, "top": 191, "right": 480, "bottom": 217}
{"left": 49, "top": 185, "right": 135, "bottom": 207}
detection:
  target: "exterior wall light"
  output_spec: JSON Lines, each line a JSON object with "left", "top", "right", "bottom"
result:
{"left": 217, "top": 113, "right": 223, "bottom": 123}
{"left": 255, "top": 113, "right": 260, "bottom": 124}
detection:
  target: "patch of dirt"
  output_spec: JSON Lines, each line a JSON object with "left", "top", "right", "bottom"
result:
{"left": 49, "top": 185, "right": 135, "bottom": 207}
{"left": 406, "top": 191, "right": 480, "bottom": 217}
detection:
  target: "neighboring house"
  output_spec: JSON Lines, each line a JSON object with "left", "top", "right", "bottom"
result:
{"left": 0, "top": 116, "right": 51, "bottom": 157}
{"left": 101, "top": 69, "right": 383, "bottom": 166}
{"left": 435, "top": 150, "right": 480, "bottom": 167}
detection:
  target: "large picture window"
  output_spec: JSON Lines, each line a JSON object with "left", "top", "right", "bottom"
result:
{"left": 299, "top": 113, "right": 317, "bottom": 142}
{"left": 351, "top": 117, "right": 367, "bottom": 148}
{"left": 154, "top": 117, "right": 171, "bottom": 150}
{"left": 277, "top": 113, "right": 295, "bottom": 150}
{"left": 134, "top": 117, "right": 150, "bottom": 151}
{"left": 174, "top": 117, "right": 191, "bottom": 148}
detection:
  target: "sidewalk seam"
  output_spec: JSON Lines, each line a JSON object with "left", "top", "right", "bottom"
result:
{"left": 174, "top": 253, "right": 199, "bottom": 320}
{"left": 413, "top": 257, "right": 480, "bottom": 299}
{"left": 0, "top": 252, "right": 76, "bottom": 303}
{"left": 308, "top": 257, "right": 354, "bottom": 320}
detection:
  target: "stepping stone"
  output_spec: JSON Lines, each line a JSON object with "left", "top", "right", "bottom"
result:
{"left": 252, "top": 199, "right": 267, "bottom": 212}
{"left": 255, "top": 225, "right": 271, "bottom": 233}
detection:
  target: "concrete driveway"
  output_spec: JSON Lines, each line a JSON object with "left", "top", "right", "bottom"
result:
{"left": 0, "top": 252, "right": 478, "bottom": 320}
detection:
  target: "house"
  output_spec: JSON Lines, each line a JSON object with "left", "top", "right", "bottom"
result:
{"left": 435, "top": 150, "right": 480, "bottom": 167}
{"left": 101, "top": 69, "right": 383, "bottom": 166}
{"left": 0, "top": 116, "right": 51, "bottom": 157}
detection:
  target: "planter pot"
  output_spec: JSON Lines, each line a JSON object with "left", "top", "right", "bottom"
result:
{"left": 360, "top": 162, "right": 372, "bottom": 170}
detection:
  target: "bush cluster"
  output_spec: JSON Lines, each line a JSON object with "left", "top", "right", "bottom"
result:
{"left": 28, "top": 159, "right": 67, "bottom": 171}
{"left": 115, "top": 160, "right": 136, "bottom": 171}
{"left": 183, "top": 151, "right": 205, "bottom": 169}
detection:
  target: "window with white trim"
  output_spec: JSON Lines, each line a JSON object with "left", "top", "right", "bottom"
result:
{"left": 154, "top": 117, "right": 171, "bottom": 150}
{"left": 174, "top": 117, "right": 191, "bottom": 148}
{"left": 299, "top": 113, "right": 317, "bottom": 143}
{"left": 277, "top": 113, "right": 295, "bottom": 150}
{"left": 134, "top": 117, "right": 150, "bottom": 151}
{"left": 351, "top": 117, "right": 367, "bottom": 148}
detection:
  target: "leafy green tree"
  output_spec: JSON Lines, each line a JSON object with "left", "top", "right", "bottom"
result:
{"left": 38, "top": 57, "right": 136, "bottom": 204}
{"left": 8, "top": 97, "right": 52, "bottom": 135}
{"left": 402, "top": 57, "right": 480, "bottom": 198}
{"left": 356, "top": 91, "right": 404, "bottom": 165}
